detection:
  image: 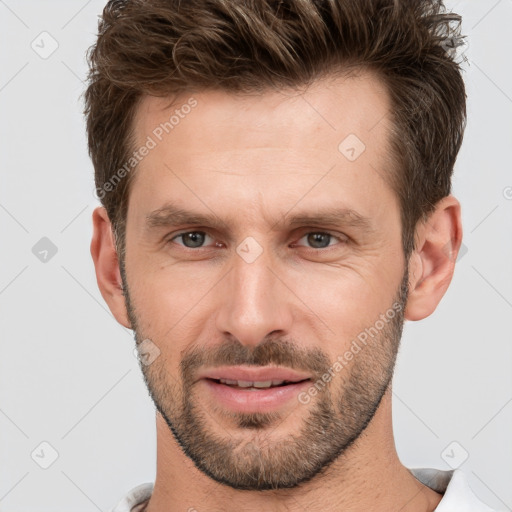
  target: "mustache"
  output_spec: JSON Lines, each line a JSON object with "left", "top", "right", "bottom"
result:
{"left": 180, "top": 336, "right": 331, "bottom": 382}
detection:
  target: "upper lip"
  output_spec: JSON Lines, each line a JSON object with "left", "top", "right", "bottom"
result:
{"left": 198, "top": 366, "right": 312, "bottom": 383}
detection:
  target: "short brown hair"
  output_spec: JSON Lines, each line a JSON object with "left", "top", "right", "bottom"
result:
{"left": 84, "top": 0, "right": 466, "bottom": 258}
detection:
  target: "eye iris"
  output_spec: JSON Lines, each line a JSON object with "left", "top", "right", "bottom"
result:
{"left": 308, "top": 233, "right": 330, "bottom": 248}
{"left": 183, "top": 232, "right": 205, "bottom": 248}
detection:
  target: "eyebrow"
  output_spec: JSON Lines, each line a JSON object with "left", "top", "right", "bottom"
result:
{"left": 145, "top": 202, "right": 373, "bottom": 233}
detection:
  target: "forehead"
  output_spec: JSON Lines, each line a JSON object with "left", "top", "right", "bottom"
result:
{"left": 132, "top": 70, "right": 392, "bottom": 160}
{"left": 127, "top": 71, "right": 397, "bottom": 227}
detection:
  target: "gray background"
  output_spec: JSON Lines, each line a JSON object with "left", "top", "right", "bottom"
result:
{"left": 0, "top": 1, "right": 511, "bottom": 510}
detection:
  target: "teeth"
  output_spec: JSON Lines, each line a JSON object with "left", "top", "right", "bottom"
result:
{"left": 253, "top": 381, "right": 273, "bottom": 388}
{"left": 236, "top": 380, "right": 254, "bottom": 388}
{"left": 221, "top": 379, "right": 238, "bottom": 386}
{"left": 219, "top": 379, "right": 287, "bottom": 388}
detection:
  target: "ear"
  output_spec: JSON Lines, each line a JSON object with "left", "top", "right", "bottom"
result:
{"left": 90, "top": 206, "right": 131, "bottom": 328}
{"left": 404, "top": 195, "right": 463, "bottom": 321}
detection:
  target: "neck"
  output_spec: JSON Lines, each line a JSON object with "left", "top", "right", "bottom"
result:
{"left": 145, "top": 387, "right": 443, "bottom": 512}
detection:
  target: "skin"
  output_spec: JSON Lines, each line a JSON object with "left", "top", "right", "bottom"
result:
{"left": 91, "top": 71, "right": 462, "bottom": 511}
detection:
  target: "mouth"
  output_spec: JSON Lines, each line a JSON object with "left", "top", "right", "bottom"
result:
{"left": 199, "top": 369, "right": 313, "bottom": 412}
{"left": 205, "top": 377, "right": 310, "bottom": 389}
{"left": 197, "top": 365, "right": 313, "bottom": 385}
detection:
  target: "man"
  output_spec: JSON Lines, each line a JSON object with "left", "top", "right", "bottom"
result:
{"left": 85, "top": 0, "right": 494, "bottom": 510}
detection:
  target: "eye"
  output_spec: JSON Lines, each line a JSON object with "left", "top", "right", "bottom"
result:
{"left": 170, "top": 231, "right": 216, "bottom": 249}
{"left": 294, "top": 232, "right": 347, "bottom": 249}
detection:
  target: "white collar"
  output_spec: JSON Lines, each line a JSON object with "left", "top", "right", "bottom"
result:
{"left": 409, "top": 467, "right": 496, "bottom": 511}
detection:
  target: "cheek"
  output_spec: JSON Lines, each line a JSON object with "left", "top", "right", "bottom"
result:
{"left": 291, "top": 264, "right": 401, "bottom": 346}
{"left": 127, "top": 261, "right": 217, "bottom": 346}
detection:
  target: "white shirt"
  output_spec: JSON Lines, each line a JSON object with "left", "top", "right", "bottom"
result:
{"left": 109, "top": 467, "right": 497, "bottom": 512}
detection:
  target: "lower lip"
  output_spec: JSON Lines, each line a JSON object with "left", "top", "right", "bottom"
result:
{"left": 201, "top": 378, "right": 311, "bottom": 413}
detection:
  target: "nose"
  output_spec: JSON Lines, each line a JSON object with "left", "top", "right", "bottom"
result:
{"left": 214, "top": 245, "right": 294, "bottom": 347}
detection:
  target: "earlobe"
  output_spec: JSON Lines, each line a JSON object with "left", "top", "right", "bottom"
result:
{"left": 90, "top": 206, "right": 132, "bottom": 328}
{"left": 404, "top": 196, "right": 462, "bottom": 322}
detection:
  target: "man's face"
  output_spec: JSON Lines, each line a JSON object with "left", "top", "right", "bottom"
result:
{"left": 122, "top": 72, "right": 408, "bottom": 490}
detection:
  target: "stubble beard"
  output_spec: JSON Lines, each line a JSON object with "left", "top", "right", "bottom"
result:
{"left": 122, "top": 264, "right": 408, "bottom": 491}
